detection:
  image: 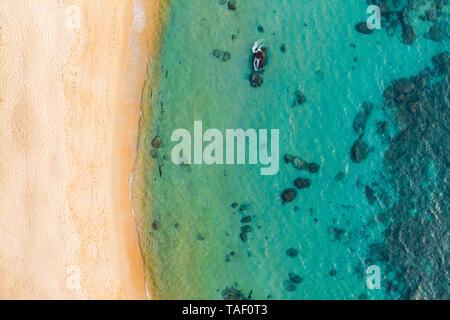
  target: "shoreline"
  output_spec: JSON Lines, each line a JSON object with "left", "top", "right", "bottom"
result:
{"left": 0, "top": 0, "right": 165, "bottom": 299}
{"left": 130, "top": 0, "right": 170, "bottom": 299}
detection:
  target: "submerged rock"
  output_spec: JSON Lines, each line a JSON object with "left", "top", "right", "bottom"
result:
{"left": 395, "top": 78, "right": 415, "bottom": 94}
{"left": 212, "top": 49, "right": 231, "bottom": 62}
{"left": 227, "top": 0, "right": 236, "bottom": 11}
{"left": 239, "top": 204, "right": 250, "bottom": 212}
{"left": 352, "top": 101, "right": 374, "bottom": 135}
{"left": 292, "top": 156, "right": 308, "bottom": 170}
{"left": 294, "top": 177, "right": 312, "bottom": 189}
{"left": 432, "top": 51, "right": 449, "bottom": 74}
{"left": 383, "top": 86, "right": 396, "bottom": 99}
{"left": 222, "top": 286, "right": 245, "bottom": 300}
{"left": 308, "top": 162, "right": 320, "bottom": 173}
{"left": 424, "top": 24, "right": 444, "bottom": 42}
{"left": 222, "top": 51, "right": 231, "bottom": 62}
{"left": 288, "top": 273, "right": 303, "bottom": 284}
{"left": 365, "top": 185, "right": 377, "bottom": 205}
{"left": 151, "top": 136, "right": 162, "bottom": 148}
{"left": 281, "top": 188, "right": 297, "bottom": 204}
{"left": 283, "top": 280, "right": 296, "bottom": 292}
{"left": 350, "top": 139, "right": 369, "bottom": 163}
{"left": 284, "top": 154, "right": 294, "bottom": 163}
{"left": 249, "top": 71, "right": 263, "bottom": 87}
{"left": 197, "top": 233, "right": 205, "bottom": 241}
{"left": 402, "top": 25, "right": 417, "bottom": 44}
{"left": 241, "top": 216, "right": 252, "bottom": 223}
{"left": 152, "top": 220, "right": 159, "bottom": 231}
{"left": 292, "top": 90, "right": 306, "bottom": 106}
{"left": 239, "top": 232, "right": 247, "bottom": 242}
{"left": 241, "top": 225, "right": 251, "bottom": 233}
{"left": 213, "top": 49, "right": 222, "bottom": 58}
{"left": 286, "top": 248, "right": 298, "bottom": 258}
{"left": 355, "top": 22, "right": 374, "bottom": 35}
{"left": 335, "top": 172, "right": 346, "bottom": 181}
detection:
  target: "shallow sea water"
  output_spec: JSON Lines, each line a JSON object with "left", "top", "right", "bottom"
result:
{"left": 134, "top": 0, "right": 448, "bottom": 299}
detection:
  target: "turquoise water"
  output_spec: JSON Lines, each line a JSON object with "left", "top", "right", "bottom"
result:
{"left": 135, "top": 0, "right": 448, "bottom": 299}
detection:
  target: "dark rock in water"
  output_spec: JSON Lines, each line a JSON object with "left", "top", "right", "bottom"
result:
{"left": 239, "top": 204, "right": 249, "bottom": 211}
{"left": 329, "top": 227, "right": 346, "bottom": 241}
{"left": 225, "top": 254, "right": 231, "bottom": 262}
{"left": 197, "top": 233, "right": 205, "bottom": 241}
{"left": 283, "top": 280, "right": 296, "bottom": 292}
{"left": 293, "top": 90, "right": 306, "bottom": 106}
{"left": 395, "top": 78, "right": 415, "bottom": 94}
{"left": 213, "top": 49, "right": 223, "bottom": 58}
{"left": 376, "top": 121, "right": 388, "bottom": 135}
{"left": 365, "top": 185, "right": 377, "bottom": 205}
{"left": 308, "top": 162, "right": 320, "bottom": 173}
{"left": 358, "top": 293, "right": 368, "bottom": 300}
{"left": 241, "top": 216, "right": 252, "bottom": 223}
{"left": 383, "top": 86, "right": 396, "bottom": 99}
{"left": 352, "top": 101, "right": 374, "bottom": 135}
{"left": 222, "top": 51, "right": 231, "bottom": 62}
{"left": 397, "top": 8, "right": 409, "bottom": 26}
{"left": 249, "top": 71, "right": 263, "bottom": 87}
{"left": 284, "top": 154, "right": 294, "bottom": 163}
{"left": 335, "top": 172, "right": 345, "bottom": 181}
{"left": 407, "top": 100, "right": 422, "bottom": 113}
{"left": 294, "top": 177, "right": 312, "bottom": 189}
{"left": 329, "top": 269, "right": 337, "bottom": 277}
{"left": 222, "top": 286, "right": 245, "bottom": 300}
{"left": 241, "top": 225, "right": 251, "bottom": 233}
{"left": 288, "top": 273, "right": 303, "bottom": 284}
{"left": 350, "top": 139, "right": 369, "bottom": 163}
{"left": 280, "top": 43, "right": 286, "bottom": 53}
{"left": 286, "top": 248, "right": 298, "bottom": 258}
{"left": 257, "top": 25, "right": 264, "bottom": 33}
{"left": 402, "top": 25, "right": 417, "bottom": 44}
{"left": 227, "top": 1, "right": 236, "bottom": 11}
{"left": 292, "top": 156, "right": 308, "bottom": 170}
{"left": 432, "top": 51, "right": 449, "bottom": 74}
{"left": 231, "top": 34, "right": 238, "bottom": 41}
{"left": 152, "top": 220, "right": 159, "bottom": 231}
{"left": 213, "top": 49, "right": 231, "bottom": 62}
{"left": 151, "top": 136, "right": 162, "bottom": 148}
{"left": 315, "top": 70, "right": 324, "bottom": 82}
{"left": 355, "top": 22, "right": 373, "bottom": 34}
{"left": 424, "top": 8, "right": 437, "bottom": 22}
{"left": 239, "top": 232, "right": 247, "bottom": 242}
{"left": 150, "top": 149, "right": 158, "bottom": 159}
{"left": 231, "top": 202, "right": 238, "bottom": 208}
{"left": 424, "top": 24, "right": 444, "bottom": 42}
{"left": 281, "top": 188, "right": 297, "bottom": 204}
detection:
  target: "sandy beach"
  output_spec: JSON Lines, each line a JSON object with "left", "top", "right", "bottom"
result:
{"left": 0, "top": 0, "right": 164, "bottom": 299}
